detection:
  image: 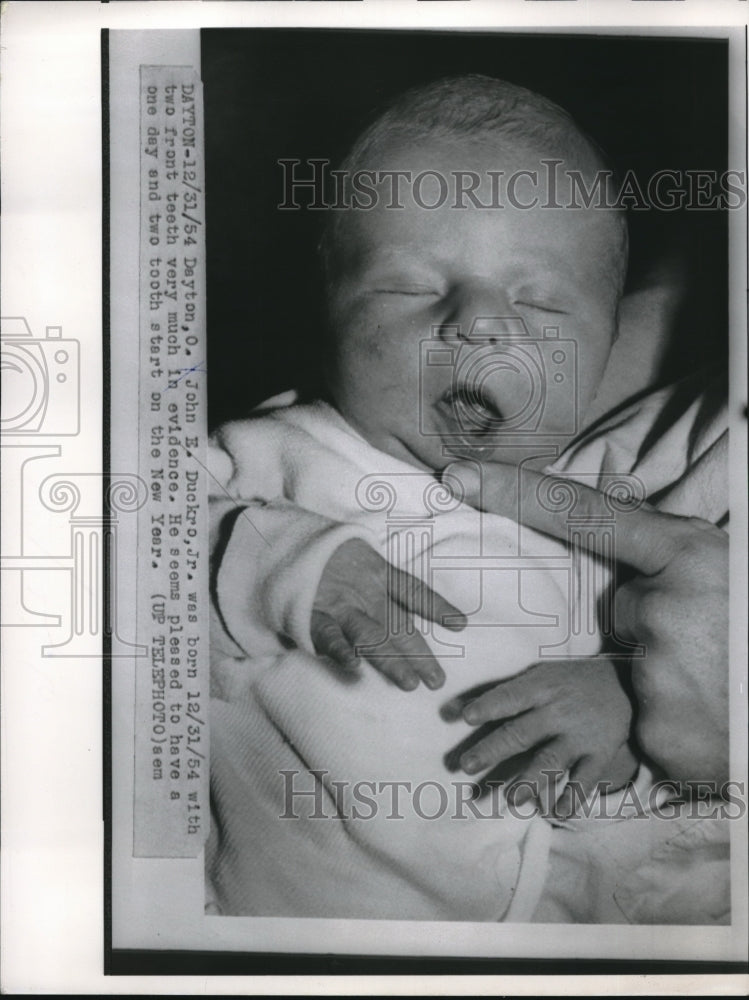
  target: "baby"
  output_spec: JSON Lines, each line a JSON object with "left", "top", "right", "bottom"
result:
{"left": 206, "top": 76, "right": 728, "bottom": 922}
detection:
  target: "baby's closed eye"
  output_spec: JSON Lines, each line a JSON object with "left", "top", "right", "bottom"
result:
{"left": 375, "top": 287, "right": 440, "bottom": 297}
{"left": 513, "top": 300, "right": 568, "bottom": 316}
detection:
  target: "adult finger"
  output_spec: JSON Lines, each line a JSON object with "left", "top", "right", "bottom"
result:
{"left": 443, "top": 459, "right": 700, "bottom": 576}
{"left": 389, "top": 564, "right": 467, "bottom": 631}
{"left": 612, "top": 577, "right": 648, "bottom": 644}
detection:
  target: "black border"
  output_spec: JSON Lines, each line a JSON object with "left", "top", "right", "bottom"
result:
{"left": 108, "top": 951, "right": 749, "bottom": 976}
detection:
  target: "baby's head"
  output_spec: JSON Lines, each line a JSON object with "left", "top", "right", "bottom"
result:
{"left": 320, "top": 75, "right": 627, "bottom": 471}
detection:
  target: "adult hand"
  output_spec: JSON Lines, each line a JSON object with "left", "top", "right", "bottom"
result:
{"left": 443, "top": 461, "right": 729, "bottom": 785}
{"left": 312, "top": 538, "right": 466, "bottom": 691}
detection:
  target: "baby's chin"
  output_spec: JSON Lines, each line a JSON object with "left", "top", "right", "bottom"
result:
{"left": 437, "top": 438, "right": 569, "bottom": 472}
{"left": 379, "top": 432, "right": 572, "bottom": 474}
{"left": 337, "top": 407, "right": 569, "bottom": 473}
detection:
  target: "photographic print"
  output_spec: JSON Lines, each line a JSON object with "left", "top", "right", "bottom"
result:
{"left": 108, "top": 21, "right": 747, "bottom": 961}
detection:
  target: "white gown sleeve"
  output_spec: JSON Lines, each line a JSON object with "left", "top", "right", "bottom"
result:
{"left": 207, "top": 418, "right": 374, "bottom": 658}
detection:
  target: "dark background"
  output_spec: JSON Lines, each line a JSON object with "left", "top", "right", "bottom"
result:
{"left": 201, "top": 29, "right": 728, "bottom": 431}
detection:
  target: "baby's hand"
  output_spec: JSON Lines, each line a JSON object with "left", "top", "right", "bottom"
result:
{"left": 312, "top": 538, "right": 466, "bottom": 691}
{"left": 449, "top": 658, "right": 638, "bottom": 812}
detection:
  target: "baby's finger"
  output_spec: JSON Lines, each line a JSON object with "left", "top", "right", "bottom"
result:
{"left": 349, "top": 604, "right": 446, "bottom": 689}
{"left": 460, "top": 713, "right": 545, "bottom": 775}
{"left": 508, "top": 741, "right": 571, "bottom": 810}
{"left": 553, "top": 747, "right": 638, "bottom": 819}
{"left": 462, "top": 673, "right": 540, "bottom": 726}
{"left": 389, "top": 565, "right": 467, "bottom": 631}
{"left": 553, "top": 756, "right": 605, "bottom": 818}
{"left": 371, "top": 627, "right": 446, "bottom": 690}
{"left": 310, "top": 610, "right": 361, "bottom": 672}
{"left": 344, "top": 608, "right": 422, "bottom": 691}
{"left": 393, "top": 627, "right": 447, "bottom": 690}
{"left": 441, "top": 681, "right": 502, "bottom": 721}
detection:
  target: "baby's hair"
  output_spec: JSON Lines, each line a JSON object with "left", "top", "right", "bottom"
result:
{"left": 319, "top": 74, "right": 628, "bottom": 294}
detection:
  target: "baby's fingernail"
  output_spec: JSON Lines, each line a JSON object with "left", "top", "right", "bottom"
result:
{"left": 462, "top": 753, "right": 481, "bottom": 774}
{"left": 400, "top": 674, "right": 419, "bottom": 691}
{"left": 463, "top": 703, "right": 480, "bottom": 725}
{"left": 424, "top": 672, "right": 444, "bottom": 690}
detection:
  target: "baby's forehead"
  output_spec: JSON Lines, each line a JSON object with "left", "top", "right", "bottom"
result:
{"left": 380, "top": 129, "right": 526, "bottom": 162}
{"left": 366, "top": 131, "right": 572, "bottom": 181}
{"left": 325, "top": 132, "right": 625, "bottom": 287}
{"left": 343, "top": 133, "right": 606, "bottom": 218}
{"left": 347, "top": 194, "right": 610, "bottom": 252}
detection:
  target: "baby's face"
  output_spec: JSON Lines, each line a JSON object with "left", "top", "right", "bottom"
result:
{"left": 325, "top": 138, "right": 622, "bottom": 471}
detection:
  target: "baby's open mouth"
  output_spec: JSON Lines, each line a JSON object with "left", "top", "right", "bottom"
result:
{"left": 439, "top": 382, "right": 504, "bottom": 434}
{"left": 435, "top": 383, "right": 504, "bottom": 458}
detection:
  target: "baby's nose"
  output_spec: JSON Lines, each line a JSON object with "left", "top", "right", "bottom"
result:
{"left": 444, "top": 290, "right": 530, "bottom": 344}
{"left": 457, "top": 315, "right": 529, "bottom": 345}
